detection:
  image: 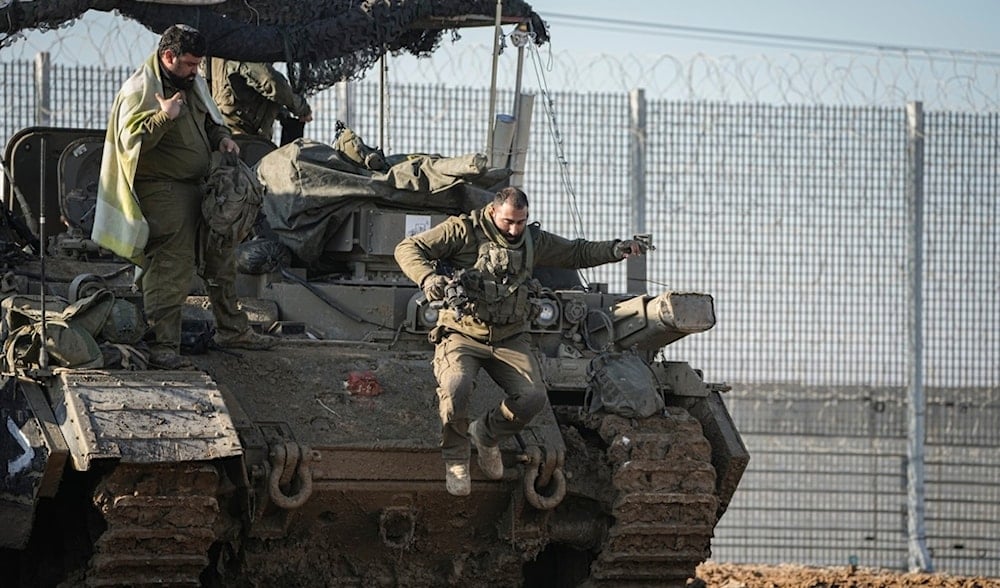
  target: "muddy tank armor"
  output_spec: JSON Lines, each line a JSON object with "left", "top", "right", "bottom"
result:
{"left": 0, "top": 127, "right": 748, "bottom": 587}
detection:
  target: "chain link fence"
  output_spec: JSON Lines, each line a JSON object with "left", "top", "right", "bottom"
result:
{"left": 1, "top": 45, "right": 998, "bottom": 577}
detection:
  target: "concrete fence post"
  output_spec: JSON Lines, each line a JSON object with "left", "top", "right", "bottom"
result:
{"left": 335, "top": 80, "right": 353, "bottom": 129}
{"left": 627, "top": 88, "right": 647, "bottom": 294}
{"left": 34, "top": 52, "right": 51, "bottom": 126}
{"left": 905, "top": 100, "right": 932, "bottom": 573}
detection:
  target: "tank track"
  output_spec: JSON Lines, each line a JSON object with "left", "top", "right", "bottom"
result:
{"left": 565, "top": 406, "right": 720, "bottom": 587}
{"left": 85, "top": 463, "right": 222, "bottom": 587}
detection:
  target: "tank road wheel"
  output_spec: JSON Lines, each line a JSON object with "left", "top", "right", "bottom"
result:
{"left": 85, "top": 462, "right": 225, "bottom": 587}
{"left": 558, "top": 406, "right": 719, "bottom": 588}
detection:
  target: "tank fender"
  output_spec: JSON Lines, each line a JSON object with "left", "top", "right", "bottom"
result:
{"left": 0, "top": 378, "right": 69, "bottom": 548}
{"left": 680, "top": 390, "right": 750, "bottom": 518}
{"left": 50, "top": 370, "right": 242, "bottom": 471}
{"left": 652, "top": 361, "right": 713, "bottom": 397}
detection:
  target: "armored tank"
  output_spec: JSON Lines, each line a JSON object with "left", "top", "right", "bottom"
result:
{"left": 0, "top": 126, "right": 748, "bottom": 587}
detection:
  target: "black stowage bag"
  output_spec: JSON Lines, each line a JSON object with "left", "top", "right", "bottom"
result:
{"left": 181, "top": 319, "right": 215, "bottom": 355}
{"left": 236, "top": 239, "right": 292, "bottom": 274}
{"left": 584, "top": 350, "right": 665, "bottom": 419}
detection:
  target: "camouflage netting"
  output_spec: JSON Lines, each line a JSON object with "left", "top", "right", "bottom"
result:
{"left": 0, "top": 0, "right": 548, "bottom": 94}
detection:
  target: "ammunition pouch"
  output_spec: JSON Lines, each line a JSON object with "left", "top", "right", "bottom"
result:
{"left": 465, "top": 284, "right": 535, "bottom": 326}
{"left": 460, "top": 260, "right": 542, "bottom": 327}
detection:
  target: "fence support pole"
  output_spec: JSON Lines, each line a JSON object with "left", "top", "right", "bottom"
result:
{"left": 485, "top": 0, "right": 503, "bottom": 163}
{"left": 627, "top": 88, "right": 647, "bottom": 294}
{"left": 905, "top": 100, "right": 932, "bottom": 573}
{"left": 378, "top": 53, "right": 389, "bottom": 153}
{"left": 34, "top": 52, "right": 51, "bottom": 126}
{"left": 335, "top": 80, "right": 353, "bottom": 130}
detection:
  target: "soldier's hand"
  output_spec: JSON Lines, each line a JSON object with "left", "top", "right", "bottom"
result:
{"left": 156, "top": 92, "right": 184, "bottom": 120}
{"left": 422, "top": 274, "right": 450, "bottom": 302}
{"left": 219, "top": 137, "right": 240, "bottom": 156}
{"left": 614, "top": 239, "right": 650, "bottom": 258}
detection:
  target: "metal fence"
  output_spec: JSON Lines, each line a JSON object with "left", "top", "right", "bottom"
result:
{"left": 1, "top": 57, "right": 998, "bottom": 578}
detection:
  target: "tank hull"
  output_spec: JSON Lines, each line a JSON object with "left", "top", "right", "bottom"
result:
{"left": 0, "top": 125, "right": 748, "bottom": 587}
{"left": 2, "top": 343, "right": 745, "bottom": 586}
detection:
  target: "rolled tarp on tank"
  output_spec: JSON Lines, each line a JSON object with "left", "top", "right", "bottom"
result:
{"left": 255, "top": 139, "right": 509, "bottom": 264}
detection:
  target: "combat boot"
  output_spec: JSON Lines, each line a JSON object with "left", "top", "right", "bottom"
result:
{"left": 445, "top": 461, "right": 471, "bottom": 496}
{"left": 148, "top": 347, "right": 196, "bottom": 370}
{"left": 215, "top": 328, "right": 279, "bottom": 350}
{"left": 469, "top": 420, "right": 504, "bottom": 480}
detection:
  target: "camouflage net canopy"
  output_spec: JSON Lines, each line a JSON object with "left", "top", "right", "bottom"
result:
{"left": 0, "top": 0, "right": 549, "bottom": 94}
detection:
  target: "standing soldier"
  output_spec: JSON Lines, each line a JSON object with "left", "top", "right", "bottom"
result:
{"left": 93, "top": 24, "right": 277, "bottom": 370}
{"left": 394, "top": 186, "right": 649, "bottom": 496}
{"left": 208, "top": 59, "right": 313, "bottom": 142}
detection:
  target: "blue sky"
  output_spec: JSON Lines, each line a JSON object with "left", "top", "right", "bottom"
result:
{"left": 5, "top": 1, "right": 999, "bottom": 63}
{"left": 400, "top": 1, "right": 1000, "bottom": 103}
{"left": 538, "top": 0, "right": 1000, "bottom": 56}
{"left": 3, "top": 0, "right": 999, "bottom": 100}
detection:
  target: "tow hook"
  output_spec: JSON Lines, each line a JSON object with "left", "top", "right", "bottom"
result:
{"left": 267, "top": 441, "right": 314, "bottom": 509}
{"left": 519, "top": 445, "right": 566, "bottom": 510}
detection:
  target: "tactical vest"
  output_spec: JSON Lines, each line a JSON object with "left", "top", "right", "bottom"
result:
{"left": 438, "top": 213, "right": 541, "bottom": 342}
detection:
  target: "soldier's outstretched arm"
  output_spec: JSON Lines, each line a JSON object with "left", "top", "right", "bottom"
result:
{"left": 613, "top": 236, "right": 653, "bottom": 259}
{"left": 533, "top": 229, "right": 622, "bottom": 269}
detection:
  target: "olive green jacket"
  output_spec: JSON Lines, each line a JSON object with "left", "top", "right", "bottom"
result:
{"left": 93, "top": 52, "right": 227, "bottom": 264}
{"left": 209, "top": 59, "right": 311, "bottom": 141}
{"left": 395, "top": 206, "right": 622, "bottom": 342}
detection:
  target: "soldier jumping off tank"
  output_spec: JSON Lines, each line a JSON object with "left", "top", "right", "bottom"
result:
{"left": 394, "top": 186, "right": 649, "bottom": 496}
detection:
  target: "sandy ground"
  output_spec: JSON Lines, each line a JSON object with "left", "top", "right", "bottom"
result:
{"left": 692, "top": 562, "right": 1000, "bottom": 588}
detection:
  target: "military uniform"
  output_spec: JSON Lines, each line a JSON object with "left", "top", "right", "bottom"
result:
{"left": 209, "top": 59, "right": 311, "bottom": 141}
{"left": 394, "top": 204, "right": 622, "bottom": 463}
{"left": 135, "top": 70, "right": 249, "bottom": 357}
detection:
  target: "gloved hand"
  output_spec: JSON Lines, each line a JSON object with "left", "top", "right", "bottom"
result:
{"left": 422, "top": 274, "right": 450, "bottom": 302}
{"left": 221, "top": 150, "right": 241, "bottom": 167}
{"left": 614, "top": 238, "right": 651, "bottom": 258}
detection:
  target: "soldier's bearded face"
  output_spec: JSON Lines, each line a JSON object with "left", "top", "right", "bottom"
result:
{"left": 492, "top": 202, "right": 529, "bottom": 243}
{"left": 162, "top": 50, "right": 202, "bottom": 90}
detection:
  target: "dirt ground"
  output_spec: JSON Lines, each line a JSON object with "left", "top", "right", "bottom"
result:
{"left": 692, "top": 562, "right": 1000, "bottom": 588}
